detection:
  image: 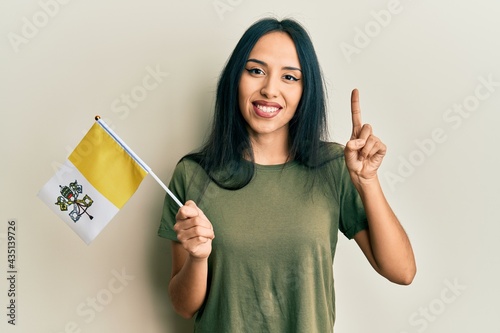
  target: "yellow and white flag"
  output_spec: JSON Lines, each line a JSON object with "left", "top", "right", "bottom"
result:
{"left": 38, "top": 117, "right": 182, "bottom": 244}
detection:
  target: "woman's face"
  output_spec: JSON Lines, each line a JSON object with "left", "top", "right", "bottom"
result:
{"left": 238, "top": 32, "right": 303, "bottom": 142}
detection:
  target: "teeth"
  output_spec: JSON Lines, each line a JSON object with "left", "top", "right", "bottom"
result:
{"left": 256, "top": 104, "right": 279, "bottom": 113}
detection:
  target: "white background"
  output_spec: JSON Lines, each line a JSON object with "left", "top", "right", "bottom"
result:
{"left": 1, "top": 0, "right": 498, "bottom": 332}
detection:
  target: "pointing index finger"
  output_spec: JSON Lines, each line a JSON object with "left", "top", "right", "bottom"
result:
{"left": 351, "top": 88, "right": 362, "bottom": 138}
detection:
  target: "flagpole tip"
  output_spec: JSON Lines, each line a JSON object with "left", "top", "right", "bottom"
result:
{"left": 95, "top": 115, "right": 101, "bottom": 121}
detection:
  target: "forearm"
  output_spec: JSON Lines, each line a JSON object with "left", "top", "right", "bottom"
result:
{"left": 169, "top": 255, "right": 209, "bottom": 318}
{"left": 354, "top": 175, "right": 416, "bottom": 284}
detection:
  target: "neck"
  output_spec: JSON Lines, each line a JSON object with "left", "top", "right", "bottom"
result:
{"left": 249, "top": 132, "right": 290, "bottom": 165}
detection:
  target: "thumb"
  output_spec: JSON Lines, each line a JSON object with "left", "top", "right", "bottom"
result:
{"left": 185, "top": 200, "right": 209, "bottom": 223}
{"left": 177, "top": 200, "right": 199, "bottom": 219}
{"left": 184, "top": 200, "right": 197, "bottom": 208}
{"left": 345, "top": 138, "right": 366, "bottom": 152}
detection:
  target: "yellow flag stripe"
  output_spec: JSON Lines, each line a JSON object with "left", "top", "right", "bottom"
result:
{"left": 69, "top": 123, "right": 148, "bottom": 208}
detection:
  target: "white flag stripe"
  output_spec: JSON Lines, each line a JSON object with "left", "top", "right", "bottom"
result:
{"left": 38, "top": 160, "right": 119, "bottom": 244}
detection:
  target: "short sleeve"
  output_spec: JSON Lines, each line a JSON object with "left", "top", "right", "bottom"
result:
{"left": 336, "top": 157, "right": 368, "bottom": 239}
{"left": 157, "top": 161, "right": 187, "bottom": 241}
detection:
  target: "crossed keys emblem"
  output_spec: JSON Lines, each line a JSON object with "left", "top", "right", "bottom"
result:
{"left": 55, "top": 180, "right": 94, "bottom": 222}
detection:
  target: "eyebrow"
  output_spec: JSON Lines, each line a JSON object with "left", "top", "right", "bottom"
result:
{"left": 246, "top": 58, "right": 302, "bottom": 72}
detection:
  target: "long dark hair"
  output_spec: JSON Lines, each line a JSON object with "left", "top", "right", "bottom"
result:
{"left": 184, "top": 17, "right": 336, "bottom": 191}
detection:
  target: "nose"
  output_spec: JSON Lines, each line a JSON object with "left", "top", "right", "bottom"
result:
{"left": 260, "top": 75, "right": 279, "bottom": 99}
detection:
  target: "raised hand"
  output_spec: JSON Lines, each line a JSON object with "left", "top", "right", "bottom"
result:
{"left": 174, "top": 200, "right": 215, "bottom": 260}
{"left": 344, "top": 89, "right": 387, "bottom": 184}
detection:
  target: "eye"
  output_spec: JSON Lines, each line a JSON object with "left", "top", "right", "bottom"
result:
{"left": 283, "top": 74, "right": 300, "bottom": 82}
{"left": 245, "top": 68, "right": 265, "bottom": 75}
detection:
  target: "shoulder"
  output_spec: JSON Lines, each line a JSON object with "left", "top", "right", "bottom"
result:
{"left": 315, "top": 141, "right": 346, "bottom": 167}
{"left": 169, "top": 155, "right": 212, "bottom": 203}
{"left": 177, "top": 156, "right": 203, "bottom": 172}
{"left": 168, "top": 156, "right": 208, "bottom": 187}
{"left": 173, "top": 155, "right": 210, "bottom": 183}
{"left": 320, "top": 141, "right": 345, "bottom": 158}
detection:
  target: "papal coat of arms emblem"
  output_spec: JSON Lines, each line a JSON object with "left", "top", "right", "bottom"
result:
{"left": 55, "top": 180, "right": 94, "bottom": 222}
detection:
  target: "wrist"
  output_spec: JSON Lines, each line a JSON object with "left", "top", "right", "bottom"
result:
{"left": 350, "top": 172, "right": 381, "bottom": 193}
{"left": 188, "top": 254, "right": 209, "bottom": 264}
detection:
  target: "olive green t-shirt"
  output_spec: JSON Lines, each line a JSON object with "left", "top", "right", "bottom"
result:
{"left": 158, "top": 145, "right": 368, "bottom": 333}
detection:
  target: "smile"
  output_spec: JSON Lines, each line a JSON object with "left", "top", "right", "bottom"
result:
{"left": 256, "top": 104, "right": 279, "bottom": 113}
{"left": 252, "top": 101, "right": 282, "bottom": 118}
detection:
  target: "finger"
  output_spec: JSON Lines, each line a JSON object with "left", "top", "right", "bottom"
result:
{"left": 357, "top": 123, "right": 372, "bottom": 141}
{"left": 351, "top": 88, "right": 363, "bottom": 138}
{"left": 187, "top": 202, "right": 213, "bottom": 231}
{"left": 196, "top": 206, "right": 209, "bottom": 223}
{"left": 184, "top": 200, "right": 197, "bottom": 209}
{"left": 183, "top": 237, "right": 213, "bottom": 257}
{"left": 360, "top": 135, "right": 387, "bottom": 161}
{"left": 175, "top": 225, "right": 215, "bottom": 245}
{"left": 176, "top": 200, "right": 199, "bottom": 220}
{"left": 174, "top": 214, "right": 212, "bottom": 231}
{"left": 358, "top": 135, "right": 378, "bottom": 160}
{"left": 177, "top": 223, "right": 215, "bottom": 241}
{"left": 367, "top": 140, "right": 387, "bottom": 159}
{"left": 185, "top": 201, "right": 210, "bottom": 222}
{"left": 345, "top": 138, "right": 365, "bottom": 154}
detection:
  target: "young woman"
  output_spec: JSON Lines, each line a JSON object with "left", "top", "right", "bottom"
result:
{"left": 158, "top": 17, "right": 416, "bottom": 332}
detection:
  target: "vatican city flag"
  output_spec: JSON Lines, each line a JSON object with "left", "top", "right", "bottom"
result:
{"left": 38, "top": 117, "right": 182, "bottom": 244}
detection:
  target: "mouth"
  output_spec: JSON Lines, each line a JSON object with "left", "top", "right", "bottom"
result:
{"left": 252, "top": 101, "right": 283, "bottom": 118}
